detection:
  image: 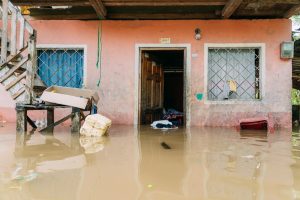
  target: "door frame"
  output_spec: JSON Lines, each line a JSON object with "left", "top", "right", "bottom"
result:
{"left": 134, "top": 44, "right": 191, "bottom": 126}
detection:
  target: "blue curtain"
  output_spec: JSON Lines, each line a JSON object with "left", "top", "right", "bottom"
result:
{"left": 37, "top": 49, "right": 84, "bottom": 88}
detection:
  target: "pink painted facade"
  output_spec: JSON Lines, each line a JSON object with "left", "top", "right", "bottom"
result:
{"left": 0, "top": 19, "right": 292, "bottom": 128}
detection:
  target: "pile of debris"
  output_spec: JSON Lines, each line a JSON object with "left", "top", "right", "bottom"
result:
{"left": 151, "top": 108, "right": 183, "bottom": 130}
{"left": 35, "top": 85, "right": 112, "bottom": 135}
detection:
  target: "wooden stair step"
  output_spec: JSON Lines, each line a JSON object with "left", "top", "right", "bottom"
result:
{"left": 5, "top": 71, "right": 26, "bottom": 91}
{"left": 14, "top": 67, "right": 26, "bottom": 74}
{"left": 0, "top": 55, "right": 29, "bottom": 83}
{"left": 12, "top": 87, "right": 25, "bottom": 100}
{"left": 4, "top": 63, "right": 25, "bottom": 72}
{"left": 0, "top": 45, "right": 28, "bottom": 70}
{"left": 0, "top": 67, "right": 25, "bottom": 79}
{"left": 6, "top": 63, "right": 14, "bottom": 68}
{"left": 7, "top": 45, "right": 28, "bottom": 60}
{"left": 9, "top": 55, "right": 23, "bottom": 63}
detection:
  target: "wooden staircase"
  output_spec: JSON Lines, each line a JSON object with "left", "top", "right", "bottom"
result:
{"left": 0, "top": 0, "right": 45, "bottom": 104}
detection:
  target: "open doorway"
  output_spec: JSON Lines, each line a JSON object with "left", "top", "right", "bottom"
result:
{"left": 139, "top": 49, "right": 185, "bottom": 126}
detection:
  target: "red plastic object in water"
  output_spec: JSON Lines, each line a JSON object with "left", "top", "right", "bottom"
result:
{"left": 237, "top": 115, "right": 275, "bottom": 133}
{"left": 240, "top": 120, "right": 268, "bottom": 130}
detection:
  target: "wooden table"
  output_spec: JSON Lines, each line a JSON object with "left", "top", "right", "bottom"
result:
{"left": 15, "top": 103, "right": 86, "bottom": 133}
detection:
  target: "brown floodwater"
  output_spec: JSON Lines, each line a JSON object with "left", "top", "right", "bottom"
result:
{"left": 0, "top": 123, "right": 299, "bottom": 200}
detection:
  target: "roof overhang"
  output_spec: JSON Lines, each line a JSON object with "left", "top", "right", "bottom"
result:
{"left": 10, "top": 0, "right": 300, "bottom": 20}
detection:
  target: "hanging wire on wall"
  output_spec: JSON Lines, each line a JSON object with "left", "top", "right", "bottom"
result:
{"left": 96, "top": 20, "right": 103, "bottom": 88}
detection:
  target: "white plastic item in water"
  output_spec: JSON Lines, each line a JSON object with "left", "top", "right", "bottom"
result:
{"left": 80, "top": 114, "right": 112, "bottom": 137}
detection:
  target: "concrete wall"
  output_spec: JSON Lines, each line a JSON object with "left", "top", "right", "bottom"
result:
{"left": 0, "top": 19, "right": 292, "bottom": 128}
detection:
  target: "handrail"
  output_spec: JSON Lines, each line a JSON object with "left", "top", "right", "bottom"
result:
{"left": 7, "top": 1, "right": 35, "bottom": 52}
{"left": 0, "top": 0, "right": 35, "bottom": 61}
{"left": 8, "top": 2, "right": 34, "bottom": 34}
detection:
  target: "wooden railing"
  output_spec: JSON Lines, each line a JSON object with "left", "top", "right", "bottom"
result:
{"left": 0, "top": 0, "right": 37, "bottom": 104}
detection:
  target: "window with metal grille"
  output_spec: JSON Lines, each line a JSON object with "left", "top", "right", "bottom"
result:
{"left": 37, "top": 48, "right": 84, "bottom": 88}
{"left": 207, "top": 48, "right": 261, "bottom": 101}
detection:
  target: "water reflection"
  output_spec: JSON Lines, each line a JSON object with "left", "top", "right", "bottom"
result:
{"left": 0, "top": 125, "right": 299, "bottom": 199}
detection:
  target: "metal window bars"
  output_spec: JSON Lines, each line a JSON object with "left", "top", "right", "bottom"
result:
{"left": 208, "top": 48, "right": 260, "bottom": 101}
{"left": 37, "top": 48, "right": 84, "bottom": 88}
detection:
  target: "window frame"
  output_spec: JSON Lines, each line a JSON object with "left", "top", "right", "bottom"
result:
{"left": 36, "top": 44, "right": 88, "bottom": 88}
{"left": 204, "top": 43, "right": 266, "bottom": 104}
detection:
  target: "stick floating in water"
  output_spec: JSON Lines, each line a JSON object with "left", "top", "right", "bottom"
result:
{"left": 161, "top": 142, "right": 171, "bottom": 149}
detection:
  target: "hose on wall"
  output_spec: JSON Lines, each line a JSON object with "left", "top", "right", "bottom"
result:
{"left": 96, "top": 20, "right": 102, "bottom": 88}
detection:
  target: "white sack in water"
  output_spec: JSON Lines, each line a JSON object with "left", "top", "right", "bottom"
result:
{"left": 80, "top": 114, "right": 112, "bottom": 137}
{"left": 150, "top": 120, "right": 172, "bottom": 128}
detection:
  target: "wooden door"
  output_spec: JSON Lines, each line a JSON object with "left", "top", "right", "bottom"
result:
{"left": 141, "top": 52, "right": 164, "bottom": 124}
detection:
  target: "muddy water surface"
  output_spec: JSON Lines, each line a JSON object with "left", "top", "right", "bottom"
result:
{"left": 0, "top": 124, "right": 299, "bottom": 200}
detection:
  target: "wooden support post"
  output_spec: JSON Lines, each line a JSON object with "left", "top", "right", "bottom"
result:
{"left": 1, "top": 0, "right": 8, "bottom": 63}
{"left": 16, "top": 107, "right": 27, "bottom": 133}
{"left": 47, "top": 108, "right": 54, "bottom": 126}
{"left": 11, "top": 9, "right": 17, "bottom": 55}
{"left": 70, "top": 134, "right": 81, "bottom": 152}
{"left": 24, "top": 30, "right": 37, "bottom": 104}
{"left": 71, "top": 107, "right": 81, "bottom": 133}
{"left": 19, "top": 17, "right": 25, "bottom": 49}
{"left": 47, "top": 108, "right": 54, "bottom": 132}
{"left": 15, "top": 133, "right": 26, "bottom": 148}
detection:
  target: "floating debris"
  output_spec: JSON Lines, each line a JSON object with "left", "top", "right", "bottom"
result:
{"left": 147, "top": 184, "right": 153, "bottom": 188}
{"left": 12, "top": 170, "right": 38, "bottom": 183}
{"left": 161, "top": 142, "right": 171, "bottom": 149}
{"left": 241, "top": 155, "right": 255, "bottom": 159}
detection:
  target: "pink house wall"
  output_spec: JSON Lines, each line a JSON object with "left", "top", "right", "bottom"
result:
{"left": 0, "top": 19, "right": 292, "bottom": 128}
